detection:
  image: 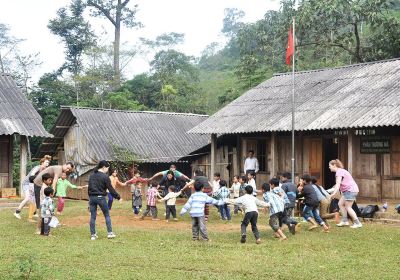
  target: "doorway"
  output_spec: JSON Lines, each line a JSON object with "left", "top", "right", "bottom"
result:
{"left": 308, "top": 138, "right": 323, "bottom": 183}
{"left": 323, "top": 137, "right": 339, "bottom": 189}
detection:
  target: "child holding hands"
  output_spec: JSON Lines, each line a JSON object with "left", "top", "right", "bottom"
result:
{"left": 180, "top": 181, "right": 223, "bottom": 241}
{"left": 159, "top": 185, "right": 188, "bottom": 222}
{"left": 226, "top": 185, "right": 270, "bottom": 244}
{"left": 140, "top": 182, "right": 161, "bottom": 221}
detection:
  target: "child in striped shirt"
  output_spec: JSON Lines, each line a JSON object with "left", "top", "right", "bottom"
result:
{"left": 140, "top": 182, "right": 160, "bottom": 221}
{"left": 261, "top": 179, "right": 288, "bottom": 241}
{"left": 180, "top": 181, "right": 223, "bottom": 241}
{"left": 215, "top": 180, "right": 231, "bottom": 220}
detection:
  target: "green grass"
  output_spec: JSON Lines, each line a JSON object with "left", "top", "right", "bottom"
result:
{"left": 1, "top": 200, "right": 399, "bottom": 280}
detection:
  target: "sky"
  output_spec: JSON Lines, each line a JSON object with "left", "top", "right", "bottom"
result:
{"left": 0, "top": 0, "right": 280, "bottom": 82}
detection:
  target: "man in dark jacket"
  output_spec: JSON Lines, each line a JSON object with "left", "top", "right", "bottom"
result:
{"left": 88, "top": 160, "right": 121, "bottom": 240}
{"left": 298, "top": 174, "right": 329, "bottom": 232}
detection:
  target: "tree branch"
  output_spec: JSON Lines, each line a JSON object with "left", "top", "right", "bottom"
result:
{"left": 87, "top": 0, "right": 116, "bottom": 26}
{"left": 298, "top": 41, "right": 356, "bottom": 57}
{"left": 121, "top": 0, "right": 130, "bottom": 8}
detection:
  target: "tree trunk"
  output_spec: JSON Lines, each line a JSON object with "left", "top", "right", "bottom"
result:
{"left": 114, "top": 2, "right": 121, "bottom": 89}
{"left": 353, "top": 22, "right": 362, "bottom": 63}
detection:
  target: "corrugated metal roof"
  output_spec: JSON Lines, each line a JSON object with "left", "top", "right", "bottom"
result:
{"left": 37, "top": 107, "right": 209, "bottom": 163}
{"left": 0, "top": 74, "right": 52, "bottom": 137}
{"left": 189, "top": 58, "right": 400, "bottom": 134}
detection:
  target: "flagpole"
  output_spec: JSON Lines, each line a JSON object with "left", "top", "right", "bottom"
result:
{"left": 291, "top": 16, "right": 296, "bottom": 184}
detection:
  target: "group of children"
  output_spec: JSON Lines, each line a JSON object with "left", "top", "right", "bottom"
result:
{"left": 14, "top": 164, "right": 336, "bottom": 242}
{"left": 178, "top": 170, "right": 335, "bottom": 244}
{"left": 14, "top": 171, "right": 84, "bottom": 236}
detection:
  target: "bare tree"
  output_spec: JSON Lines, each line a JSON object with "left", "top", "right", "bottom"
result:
{"left": 87, "top": 0, "right": 142, "bottom": 88}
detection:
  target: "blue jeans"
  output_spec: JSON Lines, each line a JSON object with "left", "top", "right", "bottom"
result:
{"left": 302, "top": 205, "right": 324, "bottom": 225}
{"left": 89, "top": 195, "right": 113, "bottom": 235}
{"left": 133, "top": 206, "right": 141, "bottom": 214}
{"left": 219, "top": 204, "right": 231, "bottom": 220}
{"left": 107, "top": 193, "right": 114, "bottom": 210}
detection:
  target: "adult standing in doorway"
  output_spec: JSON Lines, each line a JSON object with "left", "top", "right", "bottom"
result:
{"left": 328, "top": 159, "right": 362, "bottom": 228}
{"left": 244, "top": 150, "right": 259, "bottom": 178}
{"left": 88, "top": 160, "right": 122, "bottom": 240}
{"left": 14, "top": 155, "right": 51, "bottom": 220}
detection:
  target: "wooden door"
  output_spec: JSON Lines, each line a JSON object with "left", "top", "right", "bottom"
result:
{"left": 338, "top": 137, "right": 348, "bottom": 169}
{"left": 0, "top": 136, "right": 10, "bottom": 188}
{"left": 309, "top": 138, "right": 323, "bottom": 182}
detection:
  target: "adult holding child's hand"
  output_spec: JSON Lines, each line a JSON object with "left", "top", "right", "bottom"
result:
{"left": 88, "top": 160, "right": 121, "bottom": 241}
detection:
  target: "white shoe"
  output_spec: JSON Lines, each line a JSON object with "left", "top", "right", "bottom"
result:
{"left": 107, "top": 232, "right": 116, "bottom": 239}
{"left": 14, "top": 213, "right": 21, "bottom": 220}
{"left": 91, "top": 234, "right": 98, "bottom": 240}
{"left": 350, "top": 223, "right": 362, "bottom": 229}
{"left": 336, "top": 221, "right": 350, "bottom": 227}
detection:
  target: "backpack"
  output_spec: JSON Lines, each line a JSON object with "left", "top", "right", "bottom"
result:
{"left": 360, "top": 205, "right": 379, "bottom": 218}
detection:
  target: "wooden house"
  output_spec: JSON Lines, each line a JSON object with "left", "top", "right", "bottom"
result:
{"left": 188, "top": 59, "right": 400, "bottom": 201}
{"left": 0, "top": 74, "right": 51, "bottom": 197}
{"left": 36, "top": 106, "right": 209, "bottom": 199}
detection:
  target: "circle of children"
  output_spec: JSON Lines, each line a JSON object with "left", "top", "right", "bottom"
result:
{"left": 14, "top": 153, "right": 363, "bottom": 243}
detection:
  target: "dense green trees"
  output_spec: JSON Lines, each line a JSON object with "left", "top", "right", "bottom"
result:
{"left": 3, "top": 0, "right": 400, "bottom": 132}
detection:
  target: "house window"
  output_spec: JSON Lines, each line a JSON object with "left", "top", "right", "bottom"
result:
{"left": 391, "top": 137, "right": 400, "bottom": 176}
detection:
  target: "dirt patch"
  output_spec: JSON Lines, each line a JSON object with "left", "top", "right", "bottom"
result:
{"left": 61, "top": 211, "right": 269, "bottom": 232}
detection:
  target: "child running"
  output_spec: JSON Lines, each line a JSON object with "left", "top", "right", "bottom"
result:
{"left": 226, "top": 185, "right": 269, "bottom": 244}
{"left": 298, "top": 175, "right": 329, "bottom": 232}
{"left": 158, "top": 185, "right": 188, "bottom": 222}
{"left": 269, "top": 178, "right": 297, "bottom": 235}
{"left": 41, "top": 187, "right": 55, "bottom": 236}
{"left": 261, "top": 180, "right": 288, "bottom": 241}
{"left": 140, "top": 182, "right": 160, "bottom": 221}
{"left": 55, "top": 172, "right": 84, "bottom": 215}
{"left": 180, "top": 181, "right": 223, "bottom": 241}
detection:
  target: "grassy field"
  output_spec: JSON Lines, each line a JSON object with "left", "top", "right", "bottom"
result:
{"left": 0, "top": 199, "right": 399, "bottom": 280}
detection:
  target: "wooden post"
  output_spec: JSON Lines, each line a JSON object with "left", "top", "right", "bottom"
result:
{"left": 19, "top": 135, "right": 28, "bottom": 198}
{"left": 8, "top": 135, "right": 14, "bottom": 188}
{"left": 376, "top": 154, "right": 383, "bottom": 202}
{"left": 270, "top": 132, "right": 278, "bottom": 179}
{"left": 210, "top": 134, "right": 217, "bottom": 182}
{"left": 236, "top": 135, "right": 241, "bottom": 175}
{"left": 347, "top": 129, "right": 354, "bottom": 174}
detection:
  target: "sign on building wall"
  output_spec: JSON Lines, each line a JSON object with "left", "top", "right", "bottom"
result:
{"left": 360, "top": 136, "right": 390, "bottom": 154}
